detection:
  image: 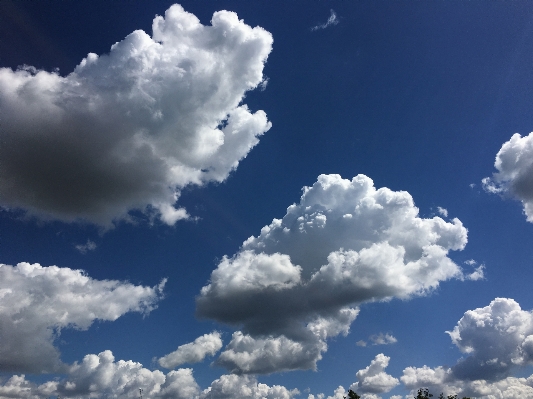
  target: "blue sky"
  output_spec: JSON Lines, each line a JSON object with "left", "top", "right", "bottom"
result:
{"left": 2, "top": 1, "right": 533, "bottom": 398}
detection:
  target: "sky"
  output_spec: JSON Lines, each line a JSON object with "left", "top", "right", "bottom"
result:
{"left": 2, "top": 1, "right": 533, "bottom": 398}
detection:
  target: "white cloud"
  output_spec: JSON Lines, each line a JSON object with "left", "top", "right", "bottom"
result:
{"left": 482, "top": 132, "right": 533, "bottom": 222}
{"left": 158, "top": 332, "right": 223, "bottom": 369}
{"left": 75, "top": 239, "right": 97, "bottom": 254}
{"left": 197, "top": 174, "right": 469, "bottom": 373}
{"left": 448, "top": 297, "right": 533, "bottom": 381}
{"left": 400, "top": 298, "right": 533, "bottom": 398}
{"left": 356, "top": 340, "right": 367, "bottom": 347}
{"left": 0, "top": 4, "right": 272, "bottom": 226}
{"left": 0, "top": 262, "right": 164, "bottom": 373}
{"left": 401, "top": 365, "right": 533, "bottom": 398}
{"left": 0, "top": 352, "right": 301, "bottom": 399}
{"left": 369, "top": 333, "right": 397, "bottom": 346}
{"left": 311, "top": 10, "right": 339, "bottom": 31}
{"left": 199, "top": 374, "right": 299, "bottom": 399}
{"left": 351, "top": 354, "right": 399, "bottom": 394}
{"left": 437, "top": 207, "right": 448, "bottom": 217}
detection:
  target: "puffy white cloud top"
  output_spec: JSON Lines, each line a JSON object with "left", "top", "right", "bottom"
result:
{"left": 483, "top": 132, "right": 533, "bottom": 222}
{"left": 0, "top": 352, "right": 299, "bottom": 399}
{"left": 401, "top": 297, "right": 533, "bottom": 398}
{"left": 351, "top": 354, "right": 399, "bottom": 394}
{"left": 197, "top": 174, "right": 469, "bottom": 374}
{"left": 158, "top": 332, "right": 223, "bottom": 369}
{"left": 448, "top": 297, "right": 533, "bottom": 381}
{"left": 0, "top": 4, "right": 272, "bottom": 226}
{"left": 0, "top": 262, "right": 164, "bottom": 373}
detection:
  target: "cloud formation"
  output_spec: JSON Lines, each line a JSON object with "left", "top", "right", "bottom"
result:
{"left": 448, "top": 297, "right": 533, "bottom": 381}
{"left": 0, "top": 4, "right": 272, "bottom": 226}
{"left": 401, "top": 297, "right": 533, "bottom": 398}
{"left": 351, "top": 354, "right": 399, "bottom": 394}
{"left": 197, "top": 174, "right": 469, "bottom": 373}
{"left": 0, "top": 262, "right": 164, "bottom": 373}
{"left": 483, "top": 132, "right": 533, "bottom": 222}
{"left": 311, "top": 10, "right": 339, "bottom": 31}
{"left": 0, "top": 352, "right": 299, "bottom": 399}
{"left": 158, "top": 332, "right": 223, "bottom": 369}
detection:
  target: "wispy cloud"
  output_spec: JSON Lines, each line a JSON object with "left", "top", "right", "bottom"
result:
{"left": 311, "top": 9, "right": 339, "bottom": 31}
{"left": 75, "top": 239, "right": 97, "bottom": 254}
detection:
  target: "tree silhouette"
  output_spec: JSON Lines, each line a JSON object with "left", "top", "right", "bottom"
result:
{"left": 343, "top": 389, "right": 361, "bottom": 399}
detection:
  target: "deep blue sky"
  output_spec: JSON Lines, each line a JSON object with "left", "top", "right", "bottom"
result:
{"left": 2, "top": 1, "right": 533, "bottom": 398}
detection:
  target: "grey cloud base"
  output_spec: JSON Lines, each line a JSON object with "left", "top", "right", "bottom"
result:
{"left": 197, "top": 174, "right": 469, "bottom": 374}
{"left": 0, "top": 4, "right": 272, "bottom": 226}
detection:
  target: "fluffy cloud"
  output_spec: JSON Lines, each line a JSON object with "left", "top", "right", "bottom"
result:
{"left": 448, "top": 297, "right": 533, "bottom": 381}
{"left": 400, "top": 298, "right": 533, "bottom": 398}
{"left": 0, "top": 262, "right": 164, "bottom": 373}
{"left": 197, "top": 174, "right": 469, "bottom": 373}
{"left": 351, "top": 354, "right": 399, "bottom": 394}
{"left": 401, "top": 366, "right": 533, "bottom": 399}
{"left": 199, "top": 374, "right": 299, "bottom": 399}
{"left": 0, "top": 4, "right": 272, "bottom": 226}
{"left": 0, "top": 354, "right": 299, "bottom": 399}
{"left": 482, "top": 132, "right": 533, "bottom": 222}
{"left": 158, "top": 332, "right": 223, "bottom": 369}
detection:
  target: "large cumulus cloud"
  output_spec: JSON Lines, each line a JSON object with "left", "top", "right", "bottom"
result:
{"left": 0, "top": 262, "right": 164, "bottom": 373}
{"left": 0, "top": 4, "right": 272, "bottom": 226}
{"left": 482, "top": 132, "right": 533, "bottom": 222}
{"left": 197, "top": 174, "right": 470, "bottom": 374}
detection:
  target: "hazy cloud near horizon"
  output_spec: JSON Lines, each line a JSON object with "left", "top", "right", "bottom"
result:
{"left": 0, "top": 4, "right": 272, "bottom": 226}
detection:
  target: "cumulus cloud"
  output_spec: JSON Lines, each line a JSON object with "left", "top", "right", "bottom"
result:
{"left": 0, "top": 4, "right": 272, "bottom": 226}
{"left": 401, "top": 365, "right": 533, "bottom": 398}
{"left": 400, "top": 298, "right": 533, "bottom": 398}
{"left": 158, "top": 332, "right": 223, "bottom": 369}
{"left": 0, "top": 351, "right": 199, "bottom": 399}
{"left": 0, "top": 262, "right": 164, "bottom": 373}
{"left": 448, "top": 297, "right": 533, "bottom": 381}
{"left": 351, "top": 354, "right": 399, "bottom": 394}
{"left": 199, "top": 374, "right": 299, "bottom": 399}
{"left": 482, "top": 132, "right": 533, "bottom": 222}
{"left": 197, "top": 174, "right": 469, "bottom": 373}
{"left": 311, "top": 10, "right": 339, "bottom": 31}
{"left": 0, "top": 351, "right": 300, "bottom": 399}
